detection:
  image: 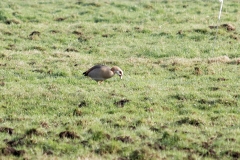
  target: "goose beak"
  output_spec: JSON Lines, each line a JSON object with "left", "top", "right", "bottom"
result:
{"left": 116, "top": 71, "right": 123, "bottom": 79}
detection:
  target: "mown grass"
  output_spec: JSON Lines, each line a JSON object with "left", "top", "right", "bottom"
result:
{"left": 0, "top": 0, "right": 240, "bottom": 159}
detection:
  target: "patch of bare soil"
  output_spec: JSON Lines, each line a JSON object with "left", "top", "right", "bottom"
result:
{"left": 114, "top": 136, "right": 133, "bottom": 143}
{"left": 144, "top": 107, "right": 154, "bottom": 112}
{"left": 176, "top": 117, "right": 202, "bottom": 126}
{"left": 114, "top": 99, "right": 130, "bottom": 107}
{"left": 0, "top": 127, "right": 13, "bottom": 135}
{"left": 128, "top": 125, "right": 136, "bottom": 130}
{"left": 172, "top": 94, "right": 187, "bottom": 101}
{"left": 138, "top": 134, "right": 148, "bottom": 140}
{"left": 25, "top": 128, "right": 43, "bottom": 136}
{"left": 129, "top": 148, "right": 157, "bottom": 160}
{"left": 1, "top": 146, "right": 25, "bottom": 157}
{"left": 186, "top": 154, "right": 195, "bottom": 160}
{"left": 225, "top": 138, "right": 236, "bottom": 142}
{"left": 217, "top": 78, "right": 227, "bottom": 81}
{"left": 231, "top": 58, "right": 240, "bottom": 65}
{"left": 6, "top": 137, "right": 25, "bottom": 147}
{"left": 102, "top": 33, "right": 114, "bottom": 38}
{"left": 194, "top": 67, "right": 202, "bottom": 75}
{"left": 49, "top": 30, "right": 61, "bottom": 34}
{"left": 0, "top": 62, "right": 6, "bottom": 66}
{"left": 6, "top": 44, "right": 16, "bottom": 50}
{"left": 5, "top": 19, "right": 21, "bottom": 24}
{"left": 54, "top": 17, "right": 68, "bottom": 21}
{"left": 177, "top": 30, "right": 183, "bottom": 35}
{"left": 147, "top": 142, "right": 166, "bottom": 150}
{"left": 209, "top": 23, "right": 235, "bottom": 31}
{"left": 72, "top": 30, "right": 83, "bottom": 35}
{"left": 134, "top": 26, "right": 144, "bottom": 32}
{"left": 201, "top": 145, "right": 217, "bottom": 158}
{"left": 59, "top": 131, "right": 80, "bottom": 139}
{"left": 208, "top": 56, "right": 230, "bottom": 63}
{"left": 3, "top": 31, "right": 12, "bottom": 35}
{"left": 223, "top": 150, "right": 240, "bottom": 159}
{"left": 78, "top": 101, "right": 87, "bottom": 107}
{"left": 220, "top": 24, "right": 235, "bottom": 31}
{"left": 65, "top": 48, "right": 78, "bottom": 52}
{"left": 0, "top": 51, "right": 5, "bottom": 58}
{"left": 230, "top": 34, "right": 239, "bottom": 40}
{"left": 209, "top": 87, "right": 220, "bottom": 91}
{"left": 0, "top": 81, "right": 5, "bottom": 86}
{"left": 29, "top": 31, "right": 40, "bottom": 37}
{"left": 73, "top": 109, "right": 82, "bottom": 116}
{"left": 29, "top": 31, "right": 40, "bottom": 40}
{"left": 78, "top": 35, "right": 90, "bottom": 42}
{"left": 193, "top": 28, "right": 208, "bottom": 34}
{"left": 198, "top": 99, "right": 213, "bottom": 107}
{"left": 149, "top": 126, "right": 160, "bottom": 132}
{"left": 80, "top": 140, "right": 90, "bottom": 147}
{"left": 40, "top": 122, "right": 49, "bottom": 128}
{"left": 43, "top": 150, "right": 53, "bottom": 155}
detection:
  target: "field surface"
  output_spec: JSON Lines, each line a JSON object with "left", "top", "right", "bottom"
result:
{"left": 0, "top": 0, "right": 240, "bottom": 159}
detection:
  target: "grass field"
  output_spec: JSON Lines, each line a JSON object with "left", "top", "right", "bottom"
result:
{"left": 0, "top": 0, "right": 240, "bottom": 159}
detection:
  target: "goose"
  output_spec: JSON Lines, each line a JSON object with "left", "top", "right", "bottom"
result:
{"left": 83, "top": 65, "right": 123, "bottom": 84}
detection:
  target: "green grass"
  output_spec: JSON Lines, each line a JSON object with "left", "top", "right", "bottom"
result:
{"left": 1, "top": 0, "right": 240, "bottom": 159}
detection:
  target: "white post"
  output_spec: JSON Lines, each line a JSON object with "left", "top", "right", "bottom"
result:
{"left": 218, "top": 0, "right": 224, "bottom": 20}
{"left": 212, "top": 0, "right": 224, "bottom": 54}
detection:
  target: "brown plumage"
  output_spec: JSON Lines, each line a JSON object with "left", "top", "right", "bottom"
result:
{"left": 83, "top": 65, "right": 123, "bottom": 83}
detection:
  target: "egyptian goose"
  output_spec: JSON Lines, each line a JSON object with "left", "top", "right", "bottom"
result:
{"left": 83, "top": 65, "right": 123, "bottom": 83}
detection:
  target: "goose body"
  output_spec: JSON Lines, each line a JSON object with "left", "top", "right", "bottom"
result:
{"left": 83, "top": 65, "right": 123, "bottom": 83}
